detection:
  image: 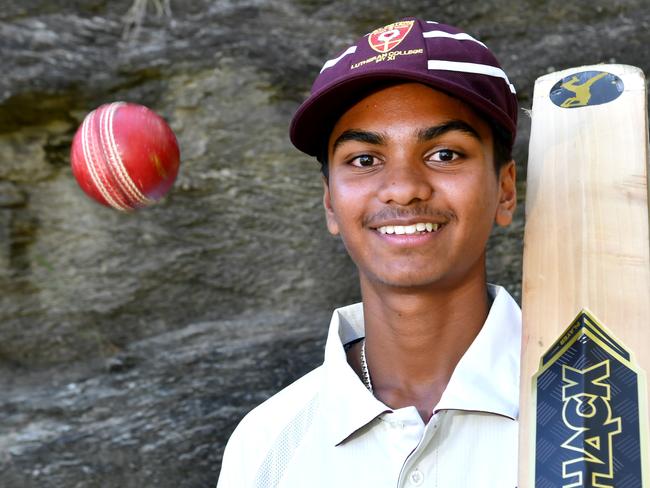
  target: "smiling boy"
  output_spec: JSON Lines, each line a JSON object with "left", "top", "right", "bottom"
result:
{"left": 218, "top": 18, "right": 521, "bottom": 487}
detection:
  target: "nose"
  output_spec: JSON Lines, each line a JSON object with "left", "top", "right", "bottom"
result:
{"left": 376, "top": 160, "right": 433, "bottom": 206}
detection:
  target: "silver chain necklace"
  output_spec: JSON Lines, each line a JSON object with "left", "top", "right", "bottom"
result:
{"left": 360, "top": 338, "right": 373, "bottom": 393}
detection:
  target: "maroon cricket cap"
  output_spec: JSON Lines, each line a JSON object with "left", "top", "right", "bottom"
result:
{"left": 289, "top": 18, "right": 518, "bottom": 157}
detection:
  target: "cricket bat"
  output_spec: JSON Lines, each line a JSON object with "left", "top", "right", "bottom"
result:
{"left": 519, "top": 65, "right": 650, "bottom": 487}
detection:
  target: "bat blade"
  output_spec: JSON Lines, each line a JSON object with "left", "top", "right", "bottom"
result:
{"left": 519, "top": 65, "right": 650, "bottom": 487}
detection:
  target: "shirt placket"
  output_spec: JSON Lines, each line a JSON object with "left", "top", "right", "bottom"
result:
{"left": 396, "top": 410, "right": 447, "bottom": 488}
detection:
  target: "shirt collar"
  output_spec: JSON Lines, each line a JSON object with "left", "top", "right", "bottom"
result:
{"left": 321, "top": 303, "right": 390, "bottom": 446}
{"left": 433, "top": 284, "right": 521, "bottom": 420}
{"left": 320, "top": 285, "right": 521, "bottom": 445}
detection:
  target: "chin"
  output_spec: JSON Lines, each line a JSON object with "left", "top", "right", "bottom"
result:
{"left": 364, "top": 270, "right": 448, "bottom": 290}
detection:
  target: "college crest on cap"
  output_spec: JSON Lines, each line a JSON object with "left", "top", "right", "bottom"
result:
{"left": 368, "top": 20, "right": 414, "bottom": 53}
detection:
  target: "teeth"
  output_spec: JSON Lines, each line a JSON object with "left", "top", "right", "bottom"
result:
{"left": 377, "top": 222, "right": 442, "bottom": 235}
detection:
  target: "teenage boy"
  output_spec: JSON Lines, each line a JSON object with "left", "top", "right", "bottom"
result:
{"left": 218, "top": 17, "right": 520, "bottom": 487}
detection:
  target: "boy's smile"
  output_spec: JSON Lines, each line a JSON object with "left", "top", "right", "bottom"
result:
{"left": 323, "top": 82, "right": 516, "bottom": 291}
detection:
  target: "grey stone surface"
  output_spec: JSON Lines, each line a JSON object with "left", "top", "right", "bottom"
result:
{"left": 1, "top": 311, "right": 329, "bottom": 487}
{"left": 1, "top": 0, "right": 649, "bottom": 485}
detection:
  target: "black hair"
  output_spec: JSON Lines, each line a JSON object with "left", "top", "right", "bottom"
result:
{"left": 490, "top": 121, "right": 515, "bottom": 172}
{"left": 316, "top": 143, "right": 330, "bottom": 180}
{"left": 316, "top": 119, "right": 513, "bottom": 181}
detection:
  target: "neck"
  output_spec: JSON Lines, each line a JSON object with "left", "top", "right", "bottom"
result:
{"left": 354, "top": 275, "right": 491, "bottom": 421}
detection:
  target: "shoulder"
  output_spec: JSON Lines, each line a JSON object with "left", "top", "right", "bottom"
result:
{"left": 217, "top": 366, "right": 323, "bottom": 487}
{"left": 238, "top": 365, "right": 322, "bottom": 437}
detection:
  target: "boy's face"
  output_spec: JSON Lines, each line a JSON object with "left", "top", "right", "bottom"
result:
{"left": 323, "top": 82, "right": 516, "bottom": 291}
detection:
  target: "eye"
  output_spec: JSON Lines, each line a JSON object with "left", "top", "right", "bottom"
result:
{"left": 349, "top": 154, "right": 379, "bottom": 167}
{"left": 429, "top": 149, "right": 461, "bottom": 163}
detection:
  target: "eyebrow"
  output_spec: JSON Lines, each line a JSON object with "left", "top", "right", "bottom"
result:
{"left": 417, "top": 120, "right": 482, "bottom": 142}
{"left": 331, "top": 120, "right": 482, "bottom": 154}
{"left": 331, "top": 129, "right": 385, "bottom": 153}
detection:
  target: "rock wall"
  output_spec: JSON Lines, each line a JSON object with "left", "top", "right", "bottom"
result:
{"left": 1, "top": 1, "right": 649, "bottom": 486}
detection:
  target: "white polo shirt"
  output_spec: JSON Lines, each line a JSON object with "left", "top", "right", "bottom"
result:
{"left": 217, "top": 285, "right": 521, "bottom": 487}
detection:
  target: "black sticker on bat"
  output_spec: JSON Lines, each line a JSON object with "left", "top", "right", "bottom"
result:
{"left": 532, "top": 310, "right": 647, "bottom": 487}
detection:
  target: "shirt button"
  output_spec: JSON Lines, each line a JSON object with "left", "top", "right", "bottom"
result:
{"left": 409, "top": 469, "right": 424, "bottom": 486}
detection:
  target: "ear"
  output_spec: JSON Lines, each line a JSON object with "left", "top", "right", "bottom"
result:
{"left": 495, "top": 160, "right": 517, "bottom": 227}
{"left": 322, "top": 177, "right": 340, "bottom": 235}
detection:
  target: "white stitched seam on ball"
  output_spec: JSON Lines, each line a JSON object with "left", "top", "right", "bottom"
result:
{"left": 95, "top": 106, "right": 131, "bottom": 210}
{"left": 103, "top": 102, "right": 153, "bottom": 206}
{"left": 81, "top": 109, "right": 128, "bottom": 211}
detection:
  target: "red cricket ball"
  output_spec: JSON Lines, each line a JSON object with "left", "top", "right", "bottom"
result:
{"left": 70, "top": 102, "right": 180, "bottom": 211}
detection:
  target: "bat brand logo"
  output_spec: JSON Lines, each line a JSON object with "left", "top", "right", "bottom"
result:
{"left": 368, "top": 21, "right": 414, "bottom": 53}
{"left": 549, "top": 70, "right": 624, "bottom": 108}
{"left": 532, "top": 310, "right": 646, "bottom": 488}
{"left": 561, "top": 360, "right": 622, "bottom": 487}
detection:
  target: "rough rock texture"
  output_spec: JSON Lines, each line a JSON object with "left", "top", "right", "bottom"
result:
{"left": 1, "top": 1, "right": 649, "bottom": 486}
